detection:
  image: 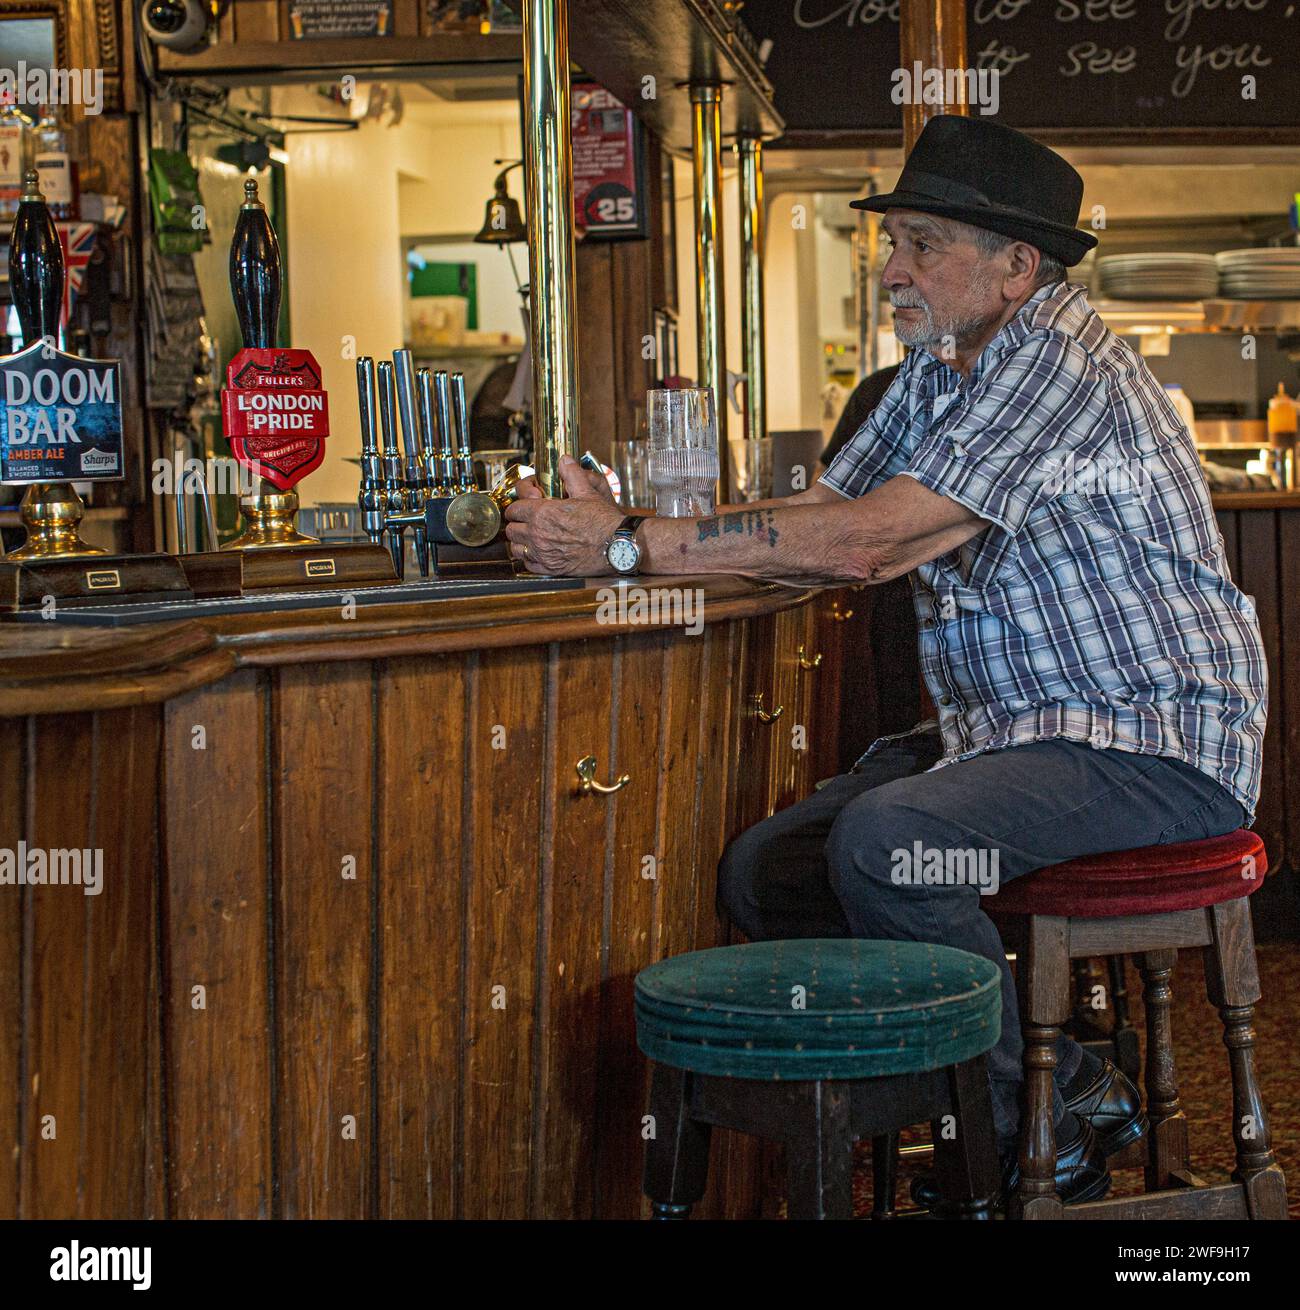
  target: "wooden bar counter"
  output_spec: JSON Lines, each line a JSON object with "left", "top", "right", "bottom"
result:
{"left": 0, "top": 574, "right": 855, "bottom": 1220}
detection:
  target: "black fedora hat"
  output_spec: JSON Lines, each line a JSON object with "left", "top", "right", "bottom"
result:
{"left": 851, "top": 115, "right": 1097, "bottom": 266}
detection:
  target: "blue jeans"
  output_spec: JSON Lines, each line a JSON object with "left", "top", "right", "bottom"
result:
{"left": 716, "top": 725, "right": 1247, "bottom": 1145}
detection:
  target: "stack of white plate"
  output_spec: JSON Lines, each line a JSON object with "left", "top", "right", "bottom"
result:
{"left": 1097, "top": 253, "right": 1219, "bottom": 301}
{"left": 1215, "top": 249, "right": 1300, "bottom": 299}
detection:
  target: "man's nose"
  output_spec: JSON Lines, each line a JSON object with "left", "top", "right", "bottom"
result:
{"left": 880, "top": 249, "right": 909, "bottom": 291}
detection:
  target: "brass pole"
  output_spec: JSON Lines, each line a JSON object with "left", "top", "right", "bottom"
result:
{"left": 522, "top": 0, "right": 580, "bottom": 497}
{"left": 738, "top": 136, "right": 765, "bottom": 451}
{"left": 689, "top": 83, "right": 726, "bottom": 493}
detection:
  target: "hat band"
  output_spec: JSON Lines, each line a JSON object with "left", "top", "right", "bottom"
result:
{"left": 902, "top": 168, "right": 993, "bottom": 209}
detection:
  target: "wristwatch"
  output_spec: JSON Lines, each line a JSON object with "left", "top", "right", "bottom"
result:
{"left": 605, "top": 516, "right": 643, "bottom": 576}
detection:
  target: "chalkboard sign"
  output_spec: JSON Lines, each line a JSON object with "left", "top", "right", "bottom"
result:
{"left": 744, "top": 0, "right": 1300, "bottom": 137}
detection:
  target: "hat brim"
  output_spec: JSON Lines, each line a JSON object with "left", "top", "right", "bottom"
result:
{"left": 850, "top": 189, "right": 1098, "bottom": 266}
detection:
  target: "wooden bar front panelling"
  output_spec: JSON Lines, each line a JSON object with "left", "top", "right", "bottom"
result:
{"left": 273, "top": 663, "right": 375, "bottom": 1218}
{"left": 82, "top": 706, "right": 160, "bottom": 1218}
{"left": 375, "top": 654, "right": 466, "bottom": 1219}
{"left": 0, "top": 582, "right": 823, "bottom": 1218}
{"left": 535, "top": 640, "right": 614, "bottom": 1216}
{"left": 162, "top": 671, "right": 272, "bottom": 1218}
{"left": 21, "top": 714, "right": 95, "bottom": 1219}
{"left": 0, "top": 718, "right": 24, "bottom": 1219}
{"left": 463, "top": 646, "right": 544, "bottom": 1218}
{"left": 595, "top": 632, "right": 665, "bottom": 1218}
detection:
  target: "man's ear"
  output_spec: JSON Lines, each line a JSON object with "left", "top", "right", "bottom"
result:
{"left": 1005, "top": 242, "right": 1040, "bottom": 297}
{"left": 1011, "top": 242, "right": 1043, "bottom": 293}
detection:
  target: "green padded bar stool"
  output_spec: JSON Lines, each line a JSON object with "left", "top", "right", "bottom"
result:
{"left": 635, "top": 939, "right": 1002, "bottom": 1220}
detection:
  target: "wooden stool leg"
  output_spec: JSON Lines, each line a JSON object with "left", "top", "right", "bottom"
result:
{"left": 1070, "top": 958, "right": 1100, "bottom": 1034}
{"left": 643, "top": 1063, "right": 712, "bottom": 1219}
{"left": 870, "top": 1133, "right": 899, "bottom": 1220}
{"left": 1012, "top": 915, "right": 1070, "bottom": 1220}
{"left": 1137, "top": 949, "right": 1192, "bottom": 1190}
{"left": 1107, "top": 954, "right": 1141, "bottom": 1083}
{"left": 931, "top": 1056, "right": 999, "bottom": 1220}
{"left": 785, "top": 1080, "right": 854, "bottom": 1220}
{"left": 1204, "top": 899, "right": 1289, "bottom": 1220}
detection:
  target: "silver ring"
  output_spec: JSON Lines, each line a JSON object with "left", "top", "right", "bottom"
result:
{"left": 521, "top": 542, "right": 529, "bottom": 560}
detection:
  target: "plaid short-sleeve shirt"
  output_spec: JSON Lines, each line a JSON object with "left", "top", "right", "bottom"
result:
{"left": 823, "top": 281, "right": 1266, "bottom": 819}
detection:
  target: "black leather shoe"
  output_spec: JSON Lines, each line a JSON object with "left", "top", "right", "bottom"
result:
{"left": 1066, "top": 1058, "right": 1147, "bottom": 1156}
{"left": 999, "top": 1118, "right": 1111, "bottom": 1207}
{"left": 910, "top": 1119, "right": 1111, "bottom": 1211}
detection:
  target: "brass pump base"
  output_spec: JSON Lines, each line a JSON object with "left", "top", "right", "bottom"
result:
{"left": 224, "top": 485, "right": 319, "bottom": 550}
{"left": 7, "top": 481, "right": 107, "bottom": 560}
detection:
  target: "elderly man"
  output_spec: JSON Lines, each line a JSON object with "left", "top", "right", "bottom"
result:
{"left": 505, "top": 115, "right": 1267, "bottom": 1205}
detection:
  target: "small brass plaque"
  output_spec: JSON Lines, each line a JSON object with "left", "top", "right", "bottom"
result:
{"left": 304, "top": 557, "right": 337, "bottom": 577}
{"left": 86, "top": 569, "right": 121, "bottom": 591}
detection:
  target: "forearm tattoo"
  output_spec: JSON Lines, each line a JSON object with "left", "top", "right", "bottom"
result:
{"left": 695, "top": 510, "right": 780, "bottom": 548}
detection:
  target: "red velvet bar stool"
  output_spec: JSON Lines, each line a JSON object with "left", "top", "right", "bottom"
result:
{"left": 987, "top": 829, "right": 1288, "bottom": 1221}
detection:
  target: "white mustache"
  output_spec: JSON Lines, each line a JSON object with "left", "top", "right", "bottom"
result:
{"left": 890, "top": 293, "right": 929, "bottom": 310}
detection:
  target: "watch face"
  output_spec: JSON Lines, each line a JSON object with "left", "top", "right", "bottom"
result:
{"left": 607, "top": 535, "right": 640, "bottom": 574}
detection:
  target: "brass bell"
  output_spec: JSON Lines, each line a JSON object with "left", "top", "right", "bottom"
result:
{"left": 474, "top": 165, "right": 527, "bottom": 245}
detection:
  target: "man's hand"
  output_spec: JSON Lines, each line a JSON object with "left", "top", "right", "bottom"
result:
{"left": 512, "top": 456, "right": 617, "bottom": 504}
{"left": 504, "top": 454, "right": 625, "bottom": 575}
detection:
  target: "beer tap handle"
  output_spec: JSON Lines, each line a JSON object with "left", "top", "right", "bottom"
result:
{"left": 417, "top": 368, "right": 445, "bottom": 496}
{"left": 356, "top": 356, "right": 384, "bottom": 546}
{"left": 172, "top": 437, "right": 189, "bottom": 555}
{"left": 357, "top": 356, "right": 378, "bottom": 455}
{"left": 195, "top": 473, "right": 219, "bottom": 551}
{"left": 451, "top": 372, "right": 476, "bottom": 492}
{"left": 8, "top": 171, "right": 64, "bottom": 348}
{"left": 392, "top": 349, "right": 427, "bottom": 489}
{"left": 433, "top": 371, "right": 459, "bottom": 493}
{"left": 230, "top": 178, "right": 280, "bottom": 351}
{"left": 392, "top": 349, "right": 429, "bottom": 577}
{"left": 376, "top": 360, "right": 407, "bottom": 577}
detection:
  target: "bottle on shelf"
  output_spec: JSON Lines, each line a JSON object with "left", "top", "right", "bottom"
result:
{"left": 1267, "top": 382, "right": 1297, "bottom": 490}
{"left": 0, "top": 90, "right": 29, "bottom": 225}
{"left": 31, "top": 104, "right": 78, "bottom": 222}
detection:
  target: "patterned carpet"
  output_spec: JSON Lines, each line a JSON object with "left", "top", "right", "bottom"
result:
{"left": 849, "top": 943, "right": 1300, "bottom": 1218}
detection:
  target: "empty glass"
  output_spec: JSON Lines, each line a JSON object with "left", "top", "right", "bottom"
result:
{"left": 729, "top": 437, "right": 774, "bottom": 503}
{"left": 613, "top": 436, "right": 651, "bottom": 508}
{"left": 647, "top": 387, "right": 721, "bottom": 518}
